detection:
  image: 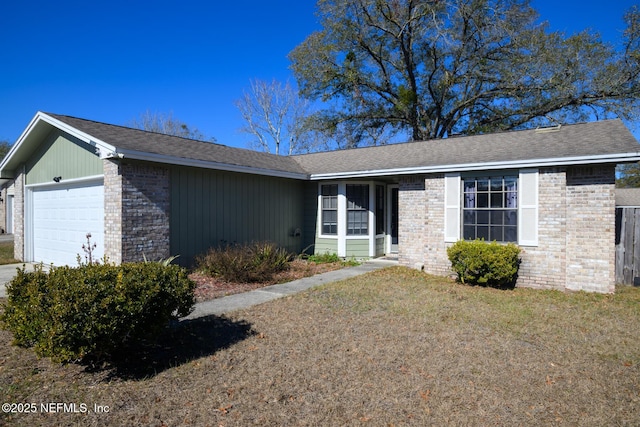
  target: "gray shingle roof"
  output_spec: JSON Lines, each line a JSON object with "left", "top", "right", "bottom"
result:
{"left": 292, "top": 120, "right": 640, "bottom": 176}
{"left": 46, "top": 113, "right": 309, "bottom": 176}
{"left": 45, "top": 114, "right": 639, "bottom": 179}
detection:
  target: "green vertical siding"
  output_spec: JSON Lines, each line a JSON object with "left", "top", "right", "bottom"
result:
{"left": 302, "top": 181, "right": 319, "bottom": 253}
{"left": 26, "top": 130, "right": 103, "bottom": 184}
{"left": 170, "top": 166, "right": 306, "bottom": 266}
{"left": 346, "top": 239, "right": 370, "bottom": 258}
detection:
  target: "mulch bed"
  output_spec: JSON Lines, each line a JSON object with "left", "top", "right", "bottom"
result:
{"left": 189, "top": 259, "right": 346, "bottom": 302}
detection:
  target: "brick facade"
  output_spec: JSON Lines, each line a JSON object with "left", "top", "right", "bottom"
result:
{"left": 104, "top": 160, "right": 123, "bottom": 263}
{"left": 398, "top": 165, "right": 617, "bottom": 293}
{"left": 398, "top": 175, "right": 428, "bottom": 271}
{"left": 565, "top": 166, "right": 616, "bottom": 292}
{"left": 103, "top": 159, "right": 170, "bottom": 264}
{"left": 517, "top": 168, "right": 567, "bottom": 290}
{"left": 13, "top": 168, "right": 24, "bottom": 261}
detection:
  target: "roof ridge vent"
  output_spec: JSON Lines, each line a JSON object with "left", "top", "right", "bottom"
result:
{"left": 535, "top": 124, "right": 562, "bottom": 134}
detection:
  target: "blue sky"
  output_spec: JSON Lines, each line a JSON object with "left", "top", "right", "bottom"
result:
{"left": 1, "top": 0, "right": 638, "bottom": 148}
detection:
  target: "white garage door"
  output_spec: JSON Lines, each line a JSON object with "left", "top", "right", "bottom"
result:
{"left": 31, "top": 180, "right": 104, "bottom": 266}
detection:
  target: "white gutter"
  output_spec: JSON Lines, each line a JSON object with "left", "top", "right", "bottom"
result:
{"left": 110, "top": 148, "right": 310, "bottom": 180}
{"left": 308, "top": 152, "right": 640, "bottom": 180}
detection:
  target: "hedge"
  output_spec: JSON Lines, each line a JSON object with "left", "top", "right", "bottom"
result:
{"left": 0, "top": 262, "right": 195, "bottom": 363}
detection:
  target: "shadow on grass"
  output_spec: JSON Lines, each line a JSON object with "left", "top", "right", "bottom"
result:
{"left": 94, "top": 315, "right": 256, "bottom": 381}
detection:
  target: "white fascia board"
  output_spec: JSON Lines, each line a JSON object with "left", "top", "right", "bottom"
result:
{"left": 37, "top": 112, "right": 116, "bottom": 158}
{"left": 308, "top": 152, "right": 640, "bottom": 180}
{"left": 0, "top": 113, "right": 42, "bottom": 172}
{"left": 110, "top": 148, "right": 310, "bottom": 180}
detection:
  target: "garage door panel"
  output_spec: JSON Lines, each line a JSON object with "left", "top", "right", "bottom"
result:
{"left": 32, "top": 181, "right": 104, "bottom": 266}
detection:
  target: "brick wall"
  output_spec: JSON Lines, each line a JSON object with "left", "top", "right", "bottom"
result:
{"left": 13, "top": 169, "right": 24, "bottom": 261}
{"left": 0, "top": 187, "right": 6, "bottom": 234}
{"left": 517, "top": 168, "right": 567, "bottom": 290}
{"left": 422, "top": 174, "right": 452, "bottom": 276}
{"left": 103, "top": 160, "right": 123, "bottom": 263}
{"left": 104, "top": 159, "right": 170, "bottom": 263}
{"left": 398, "top": 165, "right": 617, "bottom": 293}
{"left": 398, "top": 175, "right": 427, "bottom": 270}
{"left": 565, "top": 165, "right": 616, "bottom": 293}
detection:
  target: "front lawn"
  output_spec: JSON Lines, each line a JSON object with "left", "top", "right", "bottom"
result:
{"left": 1, "top": 266, "right": 639, "bottom": 425}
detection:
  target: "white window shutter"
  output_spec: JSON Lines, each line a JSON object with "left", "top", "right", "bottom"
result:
{"left": 444, "top": 173, "right": 461, "bottom": 242}
{"left": 518, "top": 169, "right": 538, "bottom": 246}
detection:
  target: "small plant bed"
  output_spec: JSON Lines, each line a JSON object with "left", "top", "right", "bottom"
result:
{"left": 190, "top": 258, "right": 350, "bottom": 302}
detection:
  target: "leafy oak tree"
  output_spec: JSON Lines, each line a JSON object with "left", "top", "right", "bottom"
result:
{"left": 617, "top": 162, "right": 640, "bottom": 188}
{"left": 289, "top": 0, "right": 640, "bottom": 145}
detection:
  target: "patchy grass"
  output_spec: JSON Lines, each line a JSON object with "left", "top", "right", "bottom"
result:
{"left": 1, "top": 266, "right": 639, "bottom": 426}
{"left": 0, "top": 241, "right": 18, "bottom": 265}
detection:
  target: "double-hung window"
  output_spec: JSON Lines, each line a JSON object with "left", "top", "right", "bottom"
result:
{"left": 346, "top": 184, "right": 369, "bottom": 235}
{"left": 462, "top": 176, "right": 518, "bottom": 242}
{"left": 321, "top": 184, "right": 338, "bottom": 235}
{"left": 445, "top": 169, "right": 537, "bottom": 246}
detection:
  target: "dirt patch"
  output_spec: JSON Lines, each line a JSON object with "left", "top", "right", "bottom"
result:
{"left": 190, "top": 259, "right": 346, "bottom": 301}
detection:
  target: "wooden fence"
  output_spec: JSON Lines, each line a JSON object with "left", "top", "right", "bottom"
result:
{"left": 615, "top": 207, "right": 640, "bottom": 285}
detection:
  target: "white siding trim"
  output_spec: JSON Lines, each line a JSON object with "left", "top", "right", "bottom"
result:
{"left": 337, "top": 183, "right": 347, "bottom": 257}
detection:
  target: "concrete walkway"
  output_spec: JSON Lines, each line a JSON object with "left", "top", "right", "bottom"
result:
{"left": 182, "top": 258, "right": 397, "bottom": 320}
{"left": 0, "top": 259, "right": 398, "bottom": 315}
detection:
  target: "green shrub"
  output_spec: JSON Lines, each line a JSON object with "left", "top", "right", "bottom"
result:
{"left": 306, "top": 252, "right": 341, "bottom": 264}
{"left": 446, "top": 240, "right": 521, "bottom": 288}
{"left": 0, "top": 262, "right": 195, "bottom": 363}
{"left": 196, "top": 242, "right": 292, "bottom": 283}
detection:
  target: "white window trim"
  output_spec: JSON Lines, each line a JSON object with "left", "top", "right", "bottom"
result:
{"left": 318, "top": 182, "right": 340, "bottom": 240}
{"left": 317, "top": 181, "right": 377, "bottom": 257}
{"left": 446, "top": 169, "right": 539, "bottom": 246}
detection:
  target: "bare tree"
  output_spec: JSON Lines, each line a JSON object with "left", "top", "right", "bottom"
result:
{"left": 236, "top": 79, "right": 314, "bottom": 155}
{"left": 128, "top": 111, "right": 215, "bottom": 142}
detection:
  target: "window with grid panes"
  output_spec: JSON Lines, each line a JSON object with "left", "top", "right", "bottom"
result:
{"left": 462, "top": 176, "right": 517, "bottom": 242}
{"left": 346, "top": 184, "right": 369, "bottom": 235}
{"left": 321, "top": 184, "right": 338, "bottom": 235}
